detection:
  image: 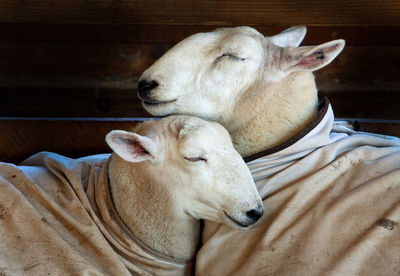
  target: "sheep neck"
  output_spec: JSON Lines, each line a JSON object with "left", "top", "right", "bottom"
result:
{"left": 228, "top": 71, "right": 318, "bottom": 158}
{"left": 109, "top": 155, "right": 200, "bottom": 262}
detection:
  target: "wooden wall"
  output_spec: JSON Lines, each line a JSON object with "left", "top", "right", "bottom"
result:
{"left": 0, "top": 0, "right": 399, "bottom": 119}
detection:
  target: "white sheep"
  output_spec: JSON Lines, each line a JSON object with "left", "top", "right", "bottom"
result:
{"left": 138, "top": 26, "right": 345, "bottom": 157}
{"left": 0, "top": 115, "right": 263, "bottom": 275}
{"left": 136, "top": 27, "right": 400, "bottom": 275}
{"left": 106, "top": 115, "right": 263, "bottom": 262}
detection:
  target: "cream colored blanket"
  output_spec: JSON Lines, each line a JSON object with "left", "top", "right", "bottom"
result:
{"left": 0, "top": 153, "right": 191, "bottom": 275}
{"left": 196, "top": 103, "right": 400, "bottom": 275}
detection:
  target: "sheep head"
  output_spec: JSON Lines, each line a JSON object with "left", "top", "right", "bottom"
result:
{"left": 138, "top": 26, "right": 345, "bottom": 126}
{"left": 106, "top": 116, "right": 263, "bottom": 229}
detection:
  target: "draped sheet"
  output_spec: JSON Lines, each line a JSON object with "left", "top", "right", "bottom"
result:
{"left": 196, "top": 103, "right": 400, "bottom": 275}
{"left": 0, "top": 153, "right": 191, "bottom": 275}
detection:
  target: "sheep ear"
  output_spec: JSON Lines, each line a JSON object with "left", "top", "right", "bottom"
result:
{"left": 105, "top": 130, "right": 158, "bottom": 162}
{"left": 270, "top": 26, "right": 307, "bottom": 47}
{"left": 280, "top": 39, "right": 345, "bottom": 73}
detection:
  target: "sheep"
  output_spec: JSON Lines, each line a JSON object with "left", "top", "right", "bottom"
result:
{"left": 136, "top": 26, "right": 400, "bottom": 275}
{"left": 106, "top": 115, "right": 264, "bottom": 262}
{"left": 0, "top": 115, "right": 263, "bottom": 275}
{"left": 137, "top": 26, "right": 345, "bottom": 157}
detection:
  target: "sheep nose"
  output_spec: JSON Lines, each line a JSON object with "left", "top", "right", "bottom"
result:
{"left": 246, "top": 205, "right": 264, "bottom": 223}
{"left": 138, "top": 79, "right": 159, "bottom": 99}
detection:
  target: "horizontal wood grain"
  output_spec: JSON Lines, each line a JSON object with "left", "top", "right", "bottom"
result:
{"left": 349, "top": 120, "right": 400, "bottom": 138}
{"left": 0, "top": 87, "right": 150, "bottom": 117}
{"left": 0, "top": 118, "right": 144, "bottom": 163}
{"left": 318, "top": 91, "right": 400, "bottom": 119}
{"left": 0, "top": 0, "right": 400, "bottom": 26}
{"left": 1, "top": 44, "right": 399, "bottom": 86}
{"left": 0, "top": 42, "right": 170, "bottom": 76}
{"left": 315, "top": 46, "right": 400, "bottom": 91}
{"left": 2, "top": 24, "right": 400, "bottom": 45}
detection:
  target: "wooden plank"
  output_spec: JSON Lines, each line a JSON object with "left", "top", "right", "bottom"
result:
{"left": 318, "top": 91, "right": 400, "bottom": 119}
{"left": 315, "top": 46, "right": 400, "bottom": 84}
{"left": 1, "top": 44, "right": 400, "bottom": 88}
{"left": 0, "top": 42, "right": 170, "bottom": 76}
{"left": 2, "top": 23, "right": 400, "bottom": 45}
{"left": 0, "top": 87, "right": 150, "bottom": 117}
{"left": 355, "top": 120, "right": 400, "bottom": 138}
{"left": 314, "top": 46, "right": 400, "bottom": 98}
{"left": 0, "top": 118, "right": 144, "bottom": 163}
{"left": 0, "top": 0, "right": 400, "bottom": 26}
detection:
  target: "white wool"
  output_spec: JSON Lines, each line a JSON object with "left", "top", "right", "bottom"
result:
{"left": 138, "top": 26, "right": 345, "bottom": 157}
{"left": 105, "top": 115, "right": 262, "bottom": 261}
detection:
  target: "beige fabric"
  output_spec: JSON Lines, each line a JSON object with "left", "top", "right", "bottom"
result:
{"left": 196, "top": 105, "right": 400, "bottom": 275}
{"left": 0, "top": 153, "right": 191, "bottom": 275}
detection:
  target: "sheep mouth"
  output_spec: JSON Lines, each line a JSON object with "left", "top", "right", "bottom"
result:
{"left": 142, "top": 99, "right": 177, "bottom": 107}
{"left": 224, "top": 211, "right": 249, "bottom": 228}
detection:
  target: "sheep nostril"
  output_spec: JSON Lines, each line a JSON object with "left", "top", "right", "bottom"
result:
{"left": 138, "top": 79, "right": 159, "bottom": 98}
{"left": 246, "top": 207, "right": 264, "bottom": 222}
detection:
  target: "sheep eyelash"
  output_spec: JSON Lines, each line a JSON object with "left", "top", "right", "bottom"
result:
{"left": 184, "top": 156, "right": 208, "bottom": 162}
{"left": 218, "top": 53, "right": 246, "bottom": 61}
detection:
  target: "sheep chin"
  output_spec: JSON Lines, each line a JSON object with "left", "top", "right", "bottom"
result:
{"left": 142, "top": 99, "right": 177, "bottom": 115}
{"left": 223, "top": 211, "right": 252, "bottom": 229}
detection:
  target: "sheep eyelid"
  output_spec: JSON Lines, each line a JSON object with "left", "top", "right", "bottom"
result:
{"left": 184, "top": 156, "right": 208, "bottom": 162}
{"left": 219, "top": 53, "right": 245, "bottom": 61}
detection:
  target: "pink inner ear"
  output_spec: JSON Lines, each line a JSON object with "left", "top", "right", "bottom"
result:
{"left": 131, "top": 140, "right": 150, "bottom": 155}
{"left": 121, "top": 138, "right": 150, "bottom": 156}
{"left": 297, "top": 44, "right": 339, "bottom": 69}
{"left": 297, "top": 49, "right": 325, "bottom": 69}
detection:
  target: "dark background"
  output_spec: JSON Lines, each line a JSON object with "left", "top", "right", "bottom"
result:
{"left": 1, "top": 0, "right": 400, "bottom": 119}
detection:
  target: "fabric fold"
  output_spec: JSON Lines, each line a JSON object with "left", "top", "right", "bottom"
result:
{"left": 196, "top": 102, "right": 400, "bottom": 276}
{"left": 0, "top": 152, "right": 191, "bottom": 276}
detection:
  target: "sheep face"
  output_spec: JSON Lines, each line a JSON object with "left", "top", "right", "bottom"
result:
{"left": 139, "top": 27, "right": 265, "bottom": 123}
{"left": 139, "top": 26, "right": 344, "bottom": 124}
{"left": 106, "top": 116, "right": 263, "bottom": 229}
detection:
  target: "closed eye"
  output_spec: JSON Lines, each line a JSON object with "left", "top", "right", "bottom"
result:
{"left": 184, "top": 156, "right": 208, "bottom": 162}
{"left": 218, "top": 53, "right": 245, "bottom": 61}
